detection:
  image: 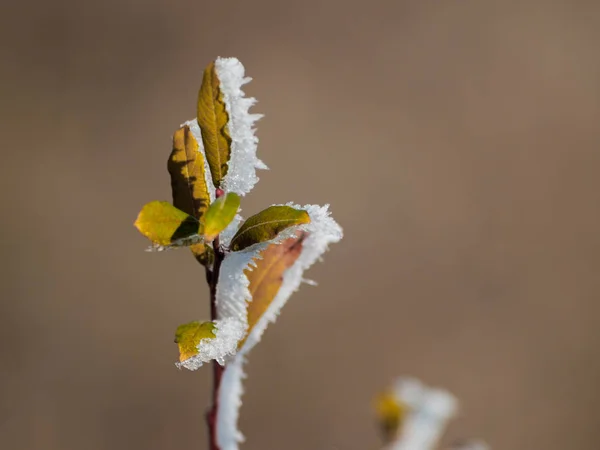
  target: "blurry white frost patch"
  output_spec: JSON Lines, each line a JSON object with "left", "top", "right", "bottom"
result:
{"left": 175, "top": 317, "right": 245, "bottom": 371}
{"left": 388, "top": 377, "right": 458, "bottom": 450}
{"left": 215, "top": 203, "right": 342, "bottom": 450}
{"left": 215, "top": 57, "right": 267, "bottom": 196}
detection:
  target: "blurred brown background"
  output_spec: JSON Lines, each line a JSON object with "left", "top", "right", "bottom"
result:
{"left": 2, "top": 1, "right": 600, "bottom": 449}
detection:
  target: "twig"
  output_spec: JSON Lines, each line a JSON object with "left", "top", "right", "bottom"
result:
{"left": 206, "top": 188, "right": 225, "bottom": 450}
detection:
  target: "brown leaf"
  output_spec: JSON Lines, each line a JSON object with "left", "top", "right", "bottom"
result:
{"left": 197, "top": 61, "right": 231, "bottom": 188}
{"left": 240, "top": 232, "right": 305, "bottom": 347}
{"left": 167, "top": 125, "right": 210, "bottom": 220}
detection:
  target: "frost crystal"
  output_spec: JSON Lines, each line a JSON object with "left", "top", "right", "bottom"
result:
{"left": 217, "top": 355, "right": 246, "bottom": 446}
{"left": 215, "top": 204, "right": 343, "bottom": 450}
{"left": 175, "top": 317, "right": 245, "bottom": 371}
{"left": 215, "top": 57, "right": 267, "bottom": 196}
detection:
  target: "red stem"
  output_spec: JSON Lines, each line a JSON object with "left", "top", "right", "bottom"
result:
{"left": 206, "top": 188, "right": 225, "bottom": 450}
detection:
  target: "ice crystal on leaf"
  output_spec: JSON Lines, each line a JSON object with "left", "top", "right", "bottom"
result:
{"left": 215, "top": 204, "right": 342, "bottom": 449}
{"left": 175, "top": 318, "right": 246, "bottom": 370}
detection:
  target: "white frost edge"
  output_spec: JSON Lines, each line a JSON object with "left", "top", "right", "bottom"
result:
{"left": 215, "top": 57, "right": 267, "bottom": 196}
{"left": 175, "top": 317, "right": 245, "bottom": 370}
{"left": 181, "top": 118, "right": 217, "bottom": 203}
{"left": 388, "top": 377, "right": 459, "bottom": 450}
{"left": 215, "top": 203, "right": 343, "bottom": 450}
{"left": 216, "top": 354, "right": 246, "bottom": 446}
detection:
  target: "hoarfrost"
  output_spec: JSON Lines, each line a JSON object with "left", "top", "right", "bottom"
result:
{"left": 175, "top": 317, "right": 245, "bottom": 371}
{"left": 215, "top": 204, "right": 342, "bottom": 450}
{"left": 215, "top": 57, "right": 267, "bottom": 196}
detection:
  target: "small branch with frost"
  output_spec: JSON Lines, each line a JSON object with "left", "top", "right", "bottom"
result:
{"left": 207, "top": 188, "right": 225, "bottom": 450}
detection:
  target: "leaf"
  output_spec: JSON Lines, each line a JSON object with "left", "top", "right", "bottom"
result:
{"left": 211, "top": 57, "right": 265, "bottom": 197}
{"left": 374, "top": 391, "right": 406, "bottom": 442}
{"left": 174, "top": 321, "right": 217, "bottom": 363}
{"left": 167, "top": 125, "right": 211, "bottom": 261}
{"left": 167, "top": 125, "right": 211, "bottom": 220}
{"left": 190, "top": 243, "right": 214, "bottom": 266}
{"left": 229, "top": 206, "right": 310, "bottom": 252}
{"left": 203, "top": 193, "right": 241, "bottom": 242}
{"left": 240, "top": 233, "right": 305, "bottom": 348}
{"left": 134, "top": 201, "right": 200, "bottom": 246}
{"left": 197, "top": 61, "right": 231, "bottom": 188}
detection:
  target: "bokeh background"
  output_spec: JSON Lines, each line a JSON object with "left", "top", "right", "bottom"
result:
{"left": 2, "top": 1, "right": 600, "bottom": 449}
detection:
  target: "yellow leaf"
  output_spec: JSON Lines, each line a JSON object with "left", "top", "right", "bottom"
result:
{"left": 203, "top": 193, "right": 241, "bottom": 242}
{"left": 374, "top": 391, "right": 406, "bottom": 442}
{"left": 197, "top": 61, "right": 231, "bottom": 188}
{"left": 229, "top": 206, "right": 310, "bottom": 252}
{"left": 167, "top": 125, "right": 211, "bottom": 220}
{"left": 240, "top": 233, "right": 305, "bottom": 348}
{"left": 174, "top": 321, "right": 217, "bottom": 363}
{"left": 190, "top": 243, "right": 214, "bottom": 266}
{"left": 134, "top": 201, "right": 200, "bottom": 246}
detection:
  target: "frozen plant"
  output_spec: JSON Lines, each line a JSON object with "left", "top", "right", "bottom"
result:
{"left": 133, "top": 57, "right": 342, "bottom": 450}
{"left": 375, "top": 377, "right": 488, "bottom": 450}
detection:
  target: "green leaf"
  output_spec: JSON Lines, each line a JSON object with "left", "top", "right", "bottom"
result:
{"left": 229, "top": 206, "right": 310, "bottom": 252}
{"left": 197, "top": 61, "right": 231, "bottom": 188}
{"left": 203, "top": 193, "right": 240, "bottom": 242}
{"left": 240, "top": 233, "right": 304, "bottom": 348}
{"left": 174, "top": 321, "right": 216, "bottom": 363}
{"left": 134, "top": 201, "right": 200, "bottom": 246}
{"left": 167, "top": 125, "right": 210, "bottom": 220}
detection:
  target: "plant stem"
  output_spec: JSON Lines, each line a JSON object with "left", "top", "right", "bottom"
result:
{"left": 206, "top": 188, "right": 225, "bottom": 450}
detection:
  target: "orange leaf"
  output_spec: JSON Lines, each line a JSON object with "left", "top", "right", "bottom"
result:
{"left": 240, "top": 232, "right": 305, "bottom": 347}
